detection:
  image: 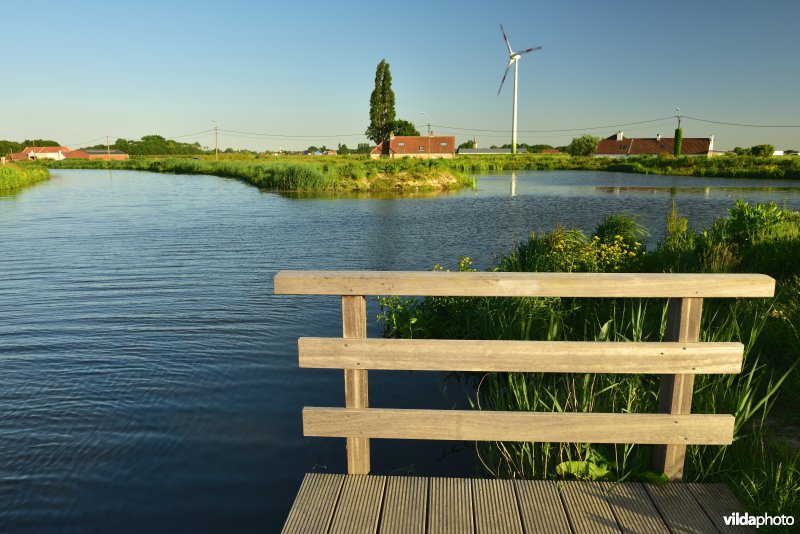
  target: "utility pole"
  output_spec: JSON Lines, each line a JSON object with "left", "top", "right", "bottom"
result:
{"left": 212, "top": 120, "right": 218, "bottom": 161}
{"left": 106, "top": 135, "right": 111, "bottom": 161}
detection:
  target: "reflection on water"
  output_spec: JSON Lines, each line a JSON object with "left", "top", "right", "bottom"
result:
{"left": 1, "top": 168, "right": 798, "bottom": 533}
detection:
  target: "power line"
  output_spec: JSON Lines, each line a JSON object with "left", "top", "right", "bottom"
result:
{"left": 60, "top": 136, "right": 108, "bottom": 148}
{"left": 685, "top": 116, "right": 800, "bottom": 128}
{"left": 219, "top": 128, "right": 366, "bottom": 139}
{"left": 428, "top": 116, "right": 675, "bottom": 134}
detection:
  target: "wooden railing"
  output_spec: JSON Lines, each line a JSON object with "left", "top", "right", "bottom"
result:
{"left": 274, "top": 271, "right": 775, "bottom": 481}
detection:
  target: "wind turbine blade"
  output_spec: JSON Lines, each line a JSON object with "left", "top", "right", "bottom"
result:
{"left": 497, "top": 60, "right": 513, "bottom": 95}
{"left": 500, "top": 24, "right": 513, "bottom": 55}
{"left": 517, "top": 45, "right": 543, "bottom": 56}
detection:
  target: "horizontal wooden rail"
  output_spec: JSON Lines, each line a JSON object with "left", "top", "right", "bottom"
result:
{"left": 275, "top": 271, "right": 775, "bottom": 298}
{"left": 298, "top": 338, "right": 745, "bottom": 374}
{"left": 303, "top": 408, "right": 734, "bottom": 445}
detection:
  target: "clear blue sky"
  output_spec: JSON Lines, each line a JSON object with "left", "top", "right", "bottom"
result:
{"left": 2, "top": 0, "right": 799, "bottom": 151}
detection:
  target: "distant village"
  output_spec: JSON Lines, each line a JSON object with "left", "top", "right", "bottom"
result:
{"left": 7, "top": 131, "right": 796, "bottom": 163}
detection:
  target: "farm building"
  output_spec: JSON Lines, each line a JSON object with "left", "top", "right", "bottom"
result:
{"left": 594, "top": 131, "right": 715, "bottom": 157}
{"left": 370, "top": 133, "right": 456, "bottom": 159}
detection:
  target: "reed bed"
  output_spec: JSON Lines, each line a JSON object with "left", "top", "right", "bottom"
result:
{"left": 379, "top": 201, "right": 800, "bottom": 526}
{"left": 0, "top": 164, "right": 50, "bottom": 191}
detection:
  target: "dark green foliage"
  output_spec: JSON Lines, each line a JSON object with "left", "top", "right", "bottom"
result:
{"left": 365, "top": 59, "right": 396, "bottom": 144}
{"left": 0, "top": 139, "right": 61, "bottom": 156}
{"left": 750, "top": 144, "right": 776, "bottom": 157}
{"left": 674, "top": 128, "right": 683, "bottom": 156}
{"left": 566, "top": 135, "right": 600, "bottom": 156}
{"left": 337, "top": 143, "right": 351, "bottom": 155}
{"left": 84, "top": 135, "right": 204, "bottom": 156}
{"left": 389, "top": 119, "right": 420, "bottom": 137}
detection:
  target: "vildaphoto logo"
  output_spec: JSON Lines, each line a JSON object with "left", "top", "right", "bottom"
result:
{"left": 723, "top": 512, "right": 795, "bottom": 528}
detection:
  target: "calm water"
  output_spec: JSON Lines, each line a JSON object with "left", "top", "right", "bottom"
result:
{"left": 2, "top": 169, "right": 799, "bottom": 532}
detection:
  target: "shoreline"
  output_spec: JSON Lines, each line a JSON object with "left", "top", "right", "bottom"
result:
{"left": 29, "top": 152, "right": 800, "bottom": 194}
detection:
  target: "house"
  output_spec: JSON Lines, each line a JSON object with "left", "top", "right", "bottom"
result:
{"left": 63, "top": 148, "right": 129, "bottom": 160}
{"left": 594, "top": 131, "right": 715, "bottom": 157}
{"left": 80, "top": 149, "right": 129, "bottom": 160}
{"left": 370, "top": 133, "right": 456, "bottom": 159}
{"left": 13, "top": 146, "right": 72, "bottom": 161}
{"left": 64, "top": 149, "right": 90, "bottom": 159}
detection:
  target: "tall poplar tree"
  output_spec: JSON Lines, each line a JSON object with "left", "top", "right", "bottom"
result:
{"left": 365, "top": 59, "right": 396, "bottom": 145}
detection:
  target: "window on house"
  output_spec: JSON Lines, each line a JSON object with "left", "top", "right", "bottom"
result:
{"left": 419, "top": 146, "right": 425, "bottom": 151}
{"left": 397, "top": 142, "right": 405, "bottom": 147}
{"left": 440, "top": 142, "right": 448, "bottom": 147}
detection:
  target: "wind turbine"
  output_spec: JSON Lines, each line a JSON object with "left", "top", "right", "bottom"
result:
{"left": 497, "top": 24, "right": 542, "bottom": 154}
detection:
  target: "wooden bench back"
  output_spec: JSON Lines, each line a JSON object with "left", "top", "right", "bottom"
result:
{"left": 274, "top": 271, "right": 775, "bottom": 480}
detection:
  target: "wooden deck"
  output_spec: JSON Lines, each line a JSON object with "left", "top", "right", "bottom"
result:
{"left": 282, "top": 474, "right": 753, "bottom": 534}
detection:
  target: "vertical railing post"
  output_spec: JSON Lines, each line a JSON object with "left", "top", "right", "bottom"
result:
{"left": 653, "top": 297, "right": 703, "bottom": 480}
{"left": 342, "top": 295, "right": 369, "bottom": 474}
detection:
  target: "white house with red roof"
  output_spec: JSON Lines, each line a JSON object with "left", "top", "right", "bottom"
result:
{"left": 15, "top": 146, "right": 72, "bottom": 161}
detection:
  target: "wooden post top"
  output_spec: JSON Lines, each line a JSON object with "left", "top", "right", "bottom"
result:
{"left": 274, "top": 271, "right": 775, "bottom": 298}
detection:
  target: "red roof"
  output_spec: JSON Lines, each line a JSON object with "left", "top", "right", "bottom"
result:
{"left": 22, "top": 146, "right": 70, "bottom": 154}
{"left": 64, "top": 149, "right": 90, "bottom": 159}
{"left": 595, "top": 135, "right": 711, "bottom": 156}
{"left": 372, "top": 135, "right": 456, "bottom": 156}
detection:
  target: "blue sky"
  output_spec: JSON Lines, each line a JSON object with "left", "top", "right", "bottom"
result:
{"left": 2, "top": 0, "right": 799, "bottom": 151}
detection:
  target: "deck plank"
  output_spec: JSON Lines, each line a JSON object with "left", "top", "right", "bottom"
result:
{"left": 472, "top": 479, "right": 523, "bottom": 534}
{"left": 328, "top": 475, "right": 386, "bottom": 534}
{"left": 428, "top": 477, "right": 474, "bottom": 534}
{"left": 515, "top": 479, "right": 572, "bottom": 533}
{"left": 603, "top": 482, "right": 669, "bottom": 534}
{"left": 379, "top": 476, "right": 427, "bottom": 534}
{"left": 687, "top": 483, "right": 756, "bottom": 533}
{"left": 281, "top": 475, "right": 754, "bottom": 534}
{"left": 645, "top": 483, "right": 718, "bottom": 533}
{"left": 281, "top": 473, "right": 345, "bottom": 534}
{"left": 559, "top": 481, "right": 621, "bottom": 533}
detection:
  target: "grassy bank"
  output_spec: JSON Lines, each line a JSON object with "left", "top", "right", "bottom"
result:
{"left": 379, "top": 201, "right": 800, "bottom": 529}
{"left": 47, "top": 153, "right": 800, "bottom": 193}
{"left": 47, "top": 157, "right": 471, "bottom": 192}
{"left": 0, "top": 164, "right": 50, "bottom": 192}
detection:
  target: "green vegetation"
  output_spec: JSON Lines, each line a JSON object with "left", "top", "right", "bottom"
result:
{"left": 46, "top": 156, "right": 471, "bottom": 192}
{"left": 0, "top": 139, "right": 61, "bottom": 156}
{"left": 86, "top": 135, "right": 204, "bottom": 156}
{"left": 565, "top": 135, "right": 600, "bottom": 157}
{"left": 735, "top": 144, "right": 777, "bottom": 157}
{"left": 365, "top": 59, "right": 397, "bottom": 144}
{"left": 0, "top": 164, "right": 50, "bottom": 191}
{"left": 389, "top": 119, "right": 420, "bottom": 137}
{"left": 674, "top": 128, "right": 683, "bottom": 156}
{"left": 379, "top": 201, "right": 800, "bottom": 527}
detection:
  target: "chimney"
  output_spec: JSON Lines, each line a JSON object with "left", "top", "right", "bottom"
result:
{"left": 708, "top": 134, "right": 715, "bottom": 153}
{"left": 615, "top": 131, "right": 624, "bottom": 141}
{"left": 656, "top": 133, "right": 661, "bottom": 141}
{"left": 389, "top": 131, "right": 395, "bottom": 140}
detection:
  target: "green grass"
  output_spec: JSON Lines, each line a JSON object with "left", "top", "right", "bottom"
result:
{"left": 378, "top": 201, "right": 800, "bottom": 529}
{"left": 45, "top": 156, "right": 471, "bottom": 192}
{"left": 0, "top": 164, "right": 50, "bottom": 191}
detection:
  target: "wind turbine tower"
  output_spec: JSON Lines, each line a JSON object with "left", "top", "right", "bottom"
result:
{"left": 497, "top": 24, "right": 542, "bottom": 154}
